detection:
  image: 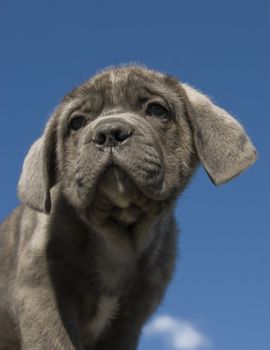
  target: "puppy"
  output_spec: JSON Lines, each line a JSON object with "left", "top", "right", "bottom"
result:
{"left": 0, "top": 65, "right": 257, "bottom": 349}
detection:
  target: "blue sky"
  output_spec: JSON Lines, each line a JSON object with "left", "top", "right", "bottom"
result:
{"left": 1, "top": 1, "right": 269, "bottom": 349}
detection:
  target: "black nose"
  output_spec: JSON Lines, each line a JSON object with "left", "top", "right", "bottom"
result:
{"left": 93, "top": 122, "right": 133, "bottom": 147}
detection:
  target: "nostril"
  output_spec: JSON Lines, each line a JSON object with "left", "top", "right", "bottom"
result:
{"left": 95, "top": 132, "right": 106, "bottom": 145}
{"left": 114, "top": 129, "right": 131, "bottom": 142}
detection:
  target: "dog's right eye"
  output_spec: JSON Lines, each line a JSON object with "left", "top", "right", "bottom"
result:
{"left": 68, "top": 116, "right": 86, "bottom": 131}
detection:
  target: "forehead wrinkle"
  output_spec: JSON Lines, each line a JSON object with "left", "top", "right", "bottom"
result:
{"left": 109, "top": 71, "right": 117, "bottom": 105}
{"left": 60, "top": 98, "right": 84, "bottom": 118}
{"left": 66, "top": 68, "right": 185, "bottom": 115}
{"left": 127, "top": 80, "right": 182, "bottom": 107}
{"left": 71, "top": 99, "right": 95, "bottom": 116}
{"left": 79, "top": 99, "right": 93, "bottom": 114}
{"left": 68, "top": 97, "right": 94, "bottom": 116}
{"left": 109, "top": 70, "right": 130, "bottom": 105}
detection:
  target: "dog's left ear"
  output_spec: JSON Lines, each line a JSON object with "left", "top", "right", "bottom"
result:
{"left": 182, "top": 84, "right": 257, "bottom": 185}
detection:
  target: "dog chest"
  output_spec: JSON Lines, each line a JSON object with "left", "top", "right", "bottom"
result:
{"left": 86, "top": 294, "right": 119, "bottom": 339}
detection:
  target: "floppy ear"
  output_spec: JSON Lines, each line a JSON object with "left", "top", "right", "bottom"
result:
{"left": 18, "top": 118, "right": 57, "bottom": 213}
{"left": 182, "top": 84, "right": 257, "bottom": 185}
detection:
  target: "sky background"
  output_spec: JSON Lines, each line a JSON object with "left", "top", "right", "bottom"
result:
{"left": 1, "top": 1, "right": 269, "bottom": 349}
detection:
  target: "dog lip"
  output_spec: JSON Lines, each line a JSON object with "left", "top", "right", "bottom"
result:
{"left": 111, "top": 161, "right": 166, "bottom": 201}
{"left": 145, "top": 167, "right": 163, "bottom": 181}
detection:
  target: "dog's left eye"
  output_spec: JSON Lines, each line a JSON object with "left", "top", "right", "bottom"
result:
{"left": 68, "top": 116, "right": 86, "bottom": 131}
{"left": 146, "top": 103, "right": 169, "bottom": 119}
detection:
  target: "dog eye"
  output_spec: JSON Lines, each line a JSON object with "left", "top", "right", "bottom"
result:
{"left": 146, "top": 103, "right": 169, "bottom": 119}
{"left": 68, "top": 116, "right": 86, "bottom": 131}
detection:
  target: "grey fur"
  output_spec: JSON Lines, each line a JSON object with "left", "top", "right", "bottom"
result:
{"left": 0, "top": 65, "right": 257, "bottom": 350}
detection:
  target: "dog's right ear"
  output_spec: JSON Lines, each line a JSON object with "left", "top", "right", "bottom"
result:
{"left": 18, "top": 118, "right": 57, "bottom": 214}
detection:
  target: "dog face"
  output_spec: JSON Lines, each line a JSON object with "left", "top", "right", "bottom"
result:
{"left": 57, "top": 67, "right": 198, "bottom": 222}
{"left": 18, "top": 66, "right": 257, "bottom": 227}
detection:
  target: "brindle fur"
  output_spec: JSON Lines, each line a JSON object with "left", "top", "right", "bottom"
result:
{"left": 0, "top": 65, "right": 257, "bottom": 349}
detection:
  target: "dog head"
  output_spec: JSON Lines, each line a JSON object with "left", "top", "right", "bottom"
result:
{"left": 18, "top": 65, "right": 257, "bottom": 228}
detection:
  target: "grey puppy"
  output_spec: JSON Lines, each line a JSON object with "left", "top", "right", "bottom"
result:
{"left": 0, "top": 65, "right": 257, "bottom": 350}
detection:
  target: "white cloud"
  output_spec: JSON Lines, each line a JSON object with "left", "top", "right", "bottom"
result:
{"left": 144, "top": 315, "right": 210, "bottom": 350}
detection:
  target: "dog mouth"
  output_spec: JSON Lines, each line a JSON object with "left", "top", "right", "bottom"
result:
{"left": 73, "top": 141, "right": 171, "bottom": 228}
{"left": 86, "top": 165, "right": 169, "bottom": 227}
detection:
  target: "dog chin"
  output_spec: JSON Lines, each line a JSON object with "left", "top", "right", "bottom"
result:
{"left": 97, "top": 166, "right": 137, "bottom": 208}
